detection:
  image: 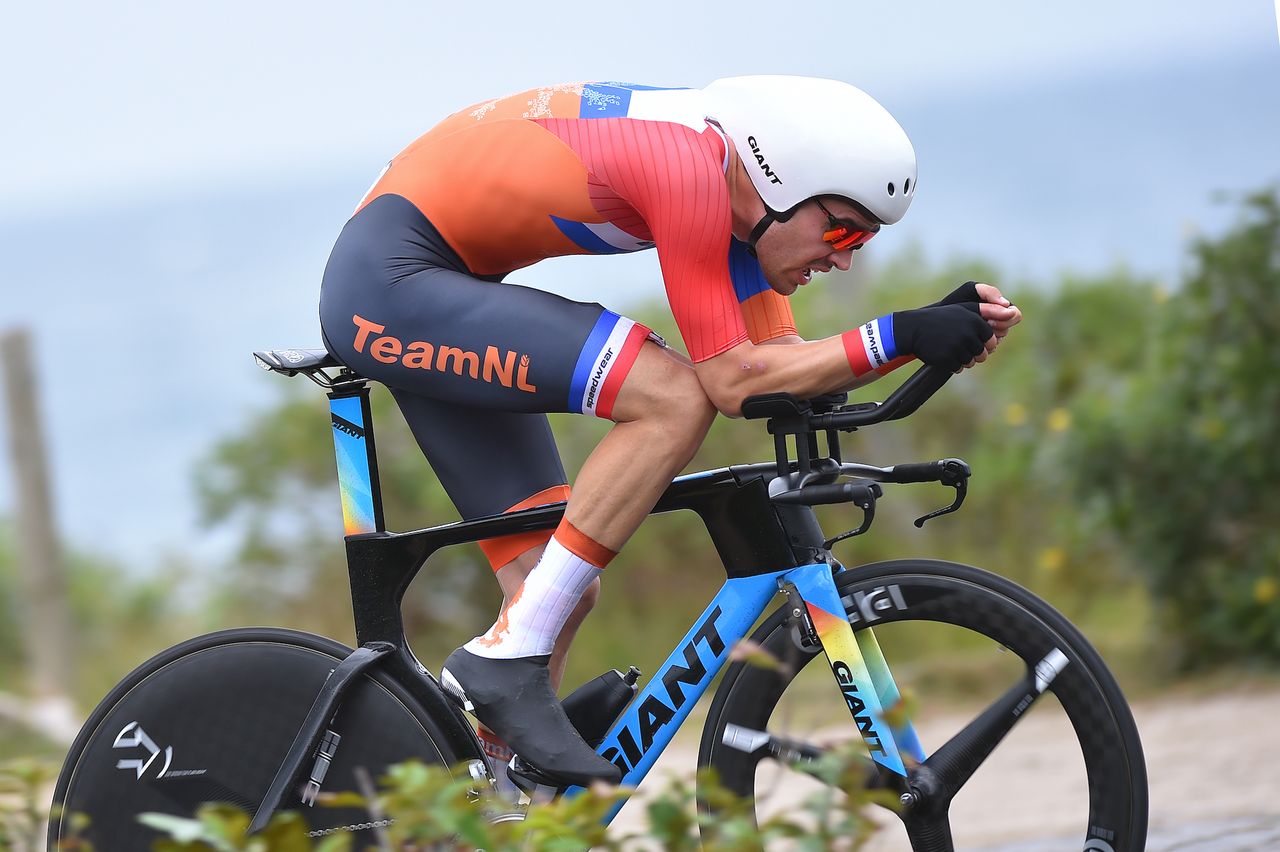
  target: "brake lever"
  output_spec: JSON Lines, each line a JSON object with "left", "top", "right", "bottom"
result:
{"left": 913, "top": 475, "right": 968, "bottom": 528}
{"left": 823, "top": 489, "right": 878, "bottom": 549}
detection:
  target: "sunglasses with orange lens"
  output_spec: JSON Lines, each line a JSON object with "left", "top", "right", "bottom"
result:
{"left": 815, "top": 199, "right": 879, "bottom": 251}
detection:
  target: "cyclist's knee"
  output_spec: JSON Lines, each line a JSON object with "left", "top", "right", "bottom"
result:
{"left": 658, "top": 361, "right": 716, "bottom": 459}
{"left": 615, "top": 344, "right": 716, "bottom": 439}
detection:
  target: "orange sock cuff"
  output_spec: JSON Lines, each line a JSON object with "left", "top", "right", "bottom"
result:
{"left": 553, "top": 519, "right": 617, "bottom": 569}
{"left": 477, "top": 484, "right": 571, "bottom": 572}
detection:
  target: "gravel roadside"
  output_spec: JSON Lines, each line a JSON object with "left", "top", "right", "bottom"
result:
{"left": 610, "top": 683, "right": 1280, "bottom": 850}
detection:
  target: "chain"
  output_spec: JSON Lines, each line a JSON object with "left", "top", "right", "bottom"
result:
{"left": 308, "top": 818, "right": 395, "bottom": 838}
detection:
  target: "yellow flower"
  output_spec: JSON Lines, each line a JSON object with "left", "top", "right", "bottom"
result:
{"left": 1047, "top": 408, "right": 1072, "bottom": 432}
{"left": 1037, "top": 548, "right": 1066, "bottom": 574}
{"left": 1004, "top": 402, "right": 1027, "bottom": 426}
{"left": 1197, "top": 418, "right": 1225, "bottom": 441}
{"left": 1254, "top": 577, "right": 1277, "bottom": 605}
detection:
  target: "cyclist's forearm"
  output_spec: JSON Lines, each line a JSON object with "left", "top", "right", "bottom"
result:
{"left": 835, "top": 353, "right": 916, "bottom": 392}
{"left": 836, "top": 370, "right": 885, "bottom": 393}
{"left": 694, "top": 334, "right": 871, "bottom": 416}
{"left": 757, "top": 333, "right": 909, "bottom": 392}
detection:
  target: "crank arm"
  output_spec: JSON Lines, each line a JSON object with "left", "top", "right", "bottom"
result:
{"left": 721, "top": 724, "right": 894, "bottom": 792}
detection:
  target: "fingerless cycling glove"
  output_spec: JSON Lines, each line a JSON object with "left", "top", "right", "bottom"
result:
{"left": 841, "top": 300, "right": 993, "bottom": 377}
{"left": 891, "top": 303, "right": 993, "bottom": 372}
{"left": 932, "top": 280, "right": 981, "bottom": 307}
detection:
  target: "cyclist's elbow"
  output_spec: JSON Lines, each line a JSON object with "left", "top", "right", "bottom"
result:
{"left": 694, "top": 345, "right": 776, "bottom": 418}
{"left": 706, "top": 389, "right": 746, "bottom": 419}
{"left": 696, "top": 371, "right": 761, "bottom": 418}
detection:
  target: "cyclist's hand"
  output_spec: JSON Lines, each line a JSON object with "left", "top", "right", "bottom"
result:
{"left": 932, "top": 280, "right": 982, "bottom": 307}
{"left": 892, "top": 303, "right": 996, "bottom": 372}
{"left": 934, "top": 281, "right": 1023, "bottom": 342}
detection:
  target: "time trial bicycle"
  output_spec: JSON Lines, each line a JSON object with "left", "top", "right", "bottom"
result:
{"left": 49, "top": 351, "right": 1147, "bottom": 851}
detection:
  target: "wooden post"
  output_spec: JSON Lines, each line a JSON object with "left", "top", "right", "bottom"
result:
{"left": 1, "top": 327, "right": 77, "bottom": 700}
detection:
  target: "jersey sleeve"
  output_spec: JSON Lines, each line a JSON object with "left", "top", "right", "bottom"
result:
{"left": 726, "top": 238, "right": 799, "bottom": 343}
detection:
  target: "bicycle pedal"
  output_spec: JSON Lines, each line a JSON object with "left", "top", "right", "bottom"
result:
{"left": 438, "top": 667, "right": 475, "bottom": 713}
{"left": 507, "top": 755, "right": 569, "bottom": 794}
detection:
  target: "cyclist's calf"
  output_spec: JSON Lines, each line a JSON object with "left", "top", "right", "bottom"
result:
{"left": 496, "top": 548, "right": 602, "bottom": 690}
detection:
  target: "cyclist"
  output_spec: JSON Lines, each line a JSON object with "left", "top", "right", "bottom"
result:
{"left": 318, "top": 76, "right": 1022, "bottom": 787}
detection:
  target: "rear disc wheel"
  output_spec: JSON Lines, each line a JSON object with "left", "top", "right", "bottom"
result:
{"left": 50, "top": 627, "right": 463, "bottom": 848}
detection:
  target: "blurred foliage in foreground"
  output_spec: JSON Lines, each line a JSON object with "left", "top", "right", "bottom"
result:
{"left": 0, "top": 758, "right": 58, "bottom": 852}
{"left": 30, "top": 746, "right": 888, "bottom": 851}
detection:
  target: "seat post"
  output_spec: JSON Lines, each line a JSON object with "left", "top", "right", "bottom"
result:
{"left": 327, "top": 378, "right": 386, "bottom": 535}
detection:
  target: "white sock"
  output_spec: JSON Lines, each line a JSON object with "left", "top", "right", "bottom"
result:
{"left": 464, "top": 536, "right": 601, "bottom": 659}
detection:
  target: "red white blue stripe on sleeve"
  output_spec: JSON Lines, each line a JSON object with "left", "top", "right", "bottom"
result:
{"left": 842, "top": 316, "right": 899, "bottom": 375}
{"left": 549, "top": 215, "right": 655, "bottom": 255}
{"left": 569, "top": 311, "right": 651, "bottom": 419}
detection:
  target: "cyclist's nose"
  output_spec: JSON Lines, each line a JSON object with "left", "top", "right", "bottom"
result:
{"left": 827, "top": 248, "right": 854, "bottom": 271}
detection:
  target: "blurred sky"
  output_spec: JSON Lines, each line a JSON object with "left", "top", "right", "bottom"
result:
{"left": 2, "top": 1, "right": 1274, "bottom": 215}
{"left": 1, "top": 1, "right": 1278, "bottom": 571}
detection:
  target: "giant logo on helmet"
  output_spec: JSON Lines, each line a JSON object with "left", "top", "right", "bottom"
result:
{"left": 747, "top": 136, "right": 782, "bottom": 185}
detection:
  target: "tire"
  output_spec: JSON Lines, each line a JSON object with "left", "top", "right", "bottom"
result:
{"left": 49, "top": 627, "right": 463, "bottom": 850}
{"left": 698, "top": 559, "right": 1148, "bottom": 851}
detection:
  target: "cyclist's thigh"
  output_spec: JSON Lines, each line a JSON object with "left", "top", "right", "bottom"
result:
{"left": 391, "top": 389, "right": 567, "bottom": 520}
{"left": 319, "top": 193, "right": 637, "bottom": 416}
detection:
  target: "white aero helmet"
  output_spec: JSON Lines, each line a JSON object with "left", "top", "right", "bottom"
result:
{"left": 702, "top": 75, "right": 916, "bottom": 227}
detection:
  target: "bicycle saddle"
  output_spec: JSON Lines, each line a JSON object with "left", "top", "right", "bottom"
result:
{"left": 252, "top": 348, "right": 342, "bottom": 377}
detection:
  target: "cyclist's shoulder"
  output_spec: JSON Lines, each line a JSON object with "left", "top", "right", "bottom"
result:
{"left": 404, "top": 83, "right": 724, "bottom": 171}
{"left": 445, "top": 83, "right": 593, "bottom": 127}
{"left": 429, "top": 82, "right": 711, "bottom": 133}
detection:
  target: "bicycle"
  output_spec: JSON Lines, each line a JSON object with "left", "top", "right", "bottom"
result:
{"left": 49, "top": 350, "right": 1147, "bottom": 850}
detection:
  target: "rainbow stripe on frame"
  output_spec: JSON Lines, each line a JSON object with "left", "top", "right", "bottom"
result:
{"left": 329, "top": 395, "right": 378, "bottom": 536}
{"left": 788, "top": 562, "right": 911, "bottom": 777}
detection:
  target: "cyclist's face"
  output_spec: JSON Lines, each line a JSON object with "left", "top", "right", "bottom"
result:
{"left": 757, "top": 199, "right": 874, "bottom": 296}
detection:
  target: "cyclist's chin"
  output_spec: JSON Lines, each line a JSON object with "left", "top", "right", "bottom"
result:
{"left": 766, "top": 274, "right": 800, "bottom": 297}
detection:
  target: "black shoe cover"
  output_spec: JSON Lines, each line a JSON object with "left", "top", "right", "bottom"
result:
{"left": 441, "top": 647, "right": 623, "bottom": 787}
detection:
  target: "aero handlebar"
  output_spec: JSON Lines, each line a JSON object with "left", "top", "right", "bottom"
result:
{"left": 810, "top": 364, "right": 953, "bottom": 431}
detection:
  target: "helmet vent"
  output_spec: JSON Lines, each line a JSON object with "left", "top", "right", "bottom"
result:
{"left": 904, "top": 178, "right": 912, "bottom": 194}
{"left": 887, "top": 182, "right": 896, "bottom": 197}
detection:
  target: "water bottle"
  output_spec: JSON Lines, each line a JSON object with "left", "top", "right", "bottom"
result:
{"left": 562, "top": 666, "right": 641, "bottom": 747}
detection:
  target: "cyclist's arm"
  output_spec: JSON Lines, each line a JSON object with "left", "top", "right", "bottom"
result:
{"left": 718, "top": 333, "right": 912, "bottom": 404}
{"left": 694, "top": 334, "right": 878, "bottom": 417}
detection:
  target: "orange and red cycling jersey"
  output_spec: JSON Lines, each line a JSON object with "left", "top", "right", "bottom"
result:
{"left": 356, "top": 82, "right": 798, "bottom": 363}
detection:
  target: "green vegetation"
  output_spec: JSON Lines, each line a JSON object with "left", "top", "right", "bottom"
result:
{"left": 1064, "top": 188, "right": 1280, "bottom": 668}
{"left": 0, "top": 757, "right": 60, "bottom": 852}
{"left": 0, "top": 523, "right": 192, "bottom": 710}
{"left": 33, "top": 746, "right": 890, "bottom": 850}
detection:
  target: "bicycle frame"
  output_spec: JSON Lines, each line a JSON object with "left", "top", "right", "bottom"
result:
{"left": 253, "top": 376, "right": 931, "bottom": 827}
{"left": 576, "top": 556, "right": 929, "bottom": 825}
